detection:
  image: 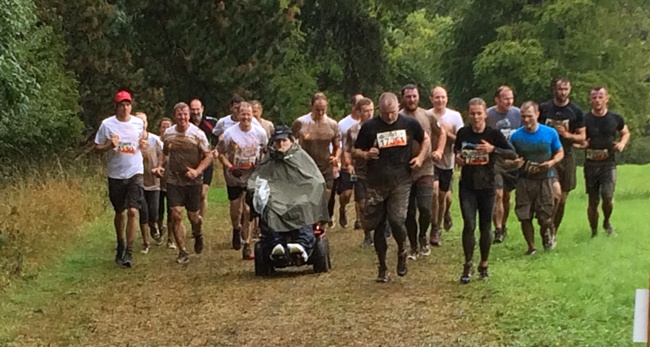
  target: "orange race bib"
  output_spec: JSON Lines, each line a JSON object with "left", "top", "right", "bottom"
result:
{"left": 377, "top": 130, "right": 407, "bottom": 149}
{"left": 586, "top": 149, "right": 609, "bottom": 161}
{"left": 462, "top": 149, "right": 489, "bottom": 165}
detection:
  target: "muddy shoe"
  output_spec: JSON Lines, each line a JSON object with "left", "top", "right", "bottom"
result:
{"left": 604, "top": 223, "right": 615, "bottom": 236}
{"left": 419, "top": 239, "right": 431, "bottom": 257}
{"left": 460, "top": 262, "right": 473, "bottom": 284}
{"left": 115, "top": 241, "right": 125, "bottom": 266}
{"left": 194, "top": 233, "right": 204, "bottom": 254}
{"left": 397, "top": 250, "right": 408, "bottom": 277}
{"left": 122, "top": 250, "right": 133, "bottom": 268}
{"left": 361, "top": 231, "right": 374, "bottom": 247}
{"left": 478, "top": 264, "right": 489, "bottom": 280}
{"left": 242, "top": 243, "right": 255, "bottom": 260}
{"left": 339, "top": 210, "right": 348, "bottom": 228}
{"left": 493, "top": 228, "right": 505, "bottom": 244}
{"left": 176, "top": 250, "right": 189, "bottom": 264}
{"left": 232, "top": 228, "right": 242, "bottom": 250}
{"left": 429, "top": 228, "right": 442, "bottom": 247}
{"left": 354, "top": 220, "right": 362, "bottom": 230}
{"left": 376, "top": 266, "right": 391, "bottom": 283}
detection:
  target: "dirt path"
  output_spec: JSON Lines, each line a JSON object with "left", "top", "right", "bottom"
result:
{"left": 2, "top": 194, "right": 489, "bottom": 347}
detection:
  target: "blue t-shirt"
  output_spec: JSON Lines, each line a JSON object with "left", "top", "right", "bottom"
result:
{"left": 509, "top": 124, "right": 562, "bottom": 180}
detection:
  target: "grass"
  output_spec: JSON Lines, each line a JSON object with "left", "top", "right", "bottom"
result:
{"left": 0, "top": 164, "right": 648, "bottom": 346}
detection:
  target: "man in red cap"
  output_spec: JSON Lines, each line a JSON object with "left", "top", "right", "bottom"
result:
{"left": 94, "top": 90, "right": 146, "bottom": 267}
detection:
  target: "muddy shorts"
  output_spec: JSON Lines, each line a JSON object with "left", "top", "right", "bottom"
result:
{"left": 584, "top": 165, "right": 616, "bottom": 200}
{"left": 515, "top": 178, "right": 554, "bottom": 221}
{"left": 495, "top": 170, "right": 518, "bottom": 192}
{"left": 167, "top": 184, "right": 202, "bottom": 212}
{"left": 552, "top": 154, "right": 576, "bottom": 192}
{"left": 354, "top": 178, "right": 367, "bottom": 202}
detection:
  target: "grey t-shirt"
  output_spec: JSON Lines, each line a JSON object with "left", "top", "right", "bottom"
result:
{"left": 487, "top": 106, "right": 521, "bottom": 173}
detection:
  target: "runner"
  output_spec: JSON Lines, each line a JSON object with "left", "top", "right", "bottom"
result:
{"left": 429, "top": 86, "right": 464, "bottom": 238}
{"left": 337, "top": 94, "right": 364, "bottom": 229}
{"left": 93, "top": 90, "right": 145, "bottom": 268}
{"left": 155, "top": 117, "right": 176, "bottom": 249}
{"left": 400, "top": 84, "right": 446, "bottom": 259}
{"left": 291, "top": 93, "right": 341, "bottom": 222}
{"left": 250, "top": 100, "right": 274, "bottom": 138}
{"left": 213, "top": 95, "right": 262, "bottom": 139}
{"left": 487, "top": 85, "right": 521, "bottom": 243}
{"left": 345, "top": 97, "right": 374, "bottom": 244}
{"left": 509, "top": 101, "right": 564, "bottom": 254}
{"left": 454, "top": 98, "right": 516, "bottom": 284}
{"left": 354, "top": 92, "right": 430, "bottom": 282}
{"left": 189, "top": 99, "right": 219, "bottom": 222}
{"left": 154, "top": 102, "right": 213, "bottom": 264}
{"left": 578, "top": 87, "right": 630, "bottom": 237}
{"left": 217, "top": 102, "right": 268, "bottom": 259}
{"left": 134, "top": 112, "right": 163, "bottom": 253}
{"left": 539, "top": 78, "right": 585, "bottom": 234}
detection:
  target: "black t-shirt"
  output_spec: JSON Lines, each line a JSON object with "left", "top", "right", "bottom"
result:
{"left": 199, "top": 115, "right": 219, "bottom": 146}
{"left": 539, "top": 100, "right": 584, "bottom": 153}
{"left": 584, "top": 111, "right": 624, "bottom": 167}
{"left": 454, "top": 126, "right": 512, "bottom": 190}
{"left": 354, "top": 114, "right": 425, "bottom": 185}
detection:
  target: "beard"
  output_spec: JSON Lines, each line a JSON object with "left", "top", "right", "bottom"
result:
{"left": 190, "top": 113, "right": 201, "bottom": 125}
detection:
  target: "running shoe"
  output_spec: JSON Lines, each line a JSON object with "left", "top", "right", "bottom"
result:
{"left": 167, "top": 240, "right": 177, "bottom": 250}
{"left": 376, "top": 267, "right": 391, "bottom": 283}
{"left": 493, "top": 228, "right": 505, "bottom": 244}
{"left": 397, "top": 250, "right": 408, "bottom": 277}
{"left": 232, "top": 228, "right": 242, "bottom": 250}
{"left": 141, "top": 244, "right": 150, "bottom": 254}
{"left": 176, "top": 250, "right": 189, "bottom": 264}
{"left": 407, "top": 249, "right": 418, "bottom": 261}
{"left": 429, "top": 229, "right": 442, "bottom": 247}
{"left": 150, "top": 226, "right": 161, "bottom": 243}
{"left": 419, "top": 240, "right": 431, "bottom": 257}
{"left": 525, "top": 248, "right": 537, "bottom": 256}
{"left": 604, "top": 223, "right": 615, "bottom": 236}
{"left": 478, "top": 264, "right": 489, "bottom": 280}
{"left": 361, "top": 232, "right": 374, "bottom": 247}
{"left": 460, "top": 262, "right": 472, "bottom": 284}
{"left": 591, "top": 228, "right": 598, "bottom": 238}
{"left": 194, "top": 233, "right": 204, "bottom": 254}
{"left": 242, "top": 243, "right": 255, "bottom": 260}
{"left": 115, "top": 241, "right": 125, "bottom": 266}
{"left": 354, "top": 220, "right": 362, "bottom": 230}
{"left": 122, "top": 250, "right": 133, "bottom": 268}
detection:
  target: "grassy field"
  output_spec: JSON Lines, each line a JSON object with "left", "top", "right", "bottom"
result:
{"left": 0, "top": 165, "right": 648, "bottom": 346}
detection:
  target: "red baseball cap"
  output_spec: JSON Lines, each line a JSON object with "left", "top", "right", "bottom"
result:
{"left": 114, "top": 90, "right": 132, "bottom": 104}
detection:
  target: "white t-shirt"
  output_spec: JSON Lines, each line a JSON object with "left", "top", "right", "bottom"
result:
{"left": 338, "top": 114, "right": 359, "bottom": 148}
{"left": 95, "top": 115, "right": 145, "bottom": 179}
{"left": 429, "top": 108, "right": 464, "bottom": 170}
{"left": 213, "top": 114, "right": 263, "bottom": 138}
{"left": 217, "top": 125, "right": 268, "bottom": 186}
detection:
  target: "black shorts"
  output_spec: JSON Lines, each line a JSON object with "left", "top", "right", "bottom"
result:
{"left": 434, "top": 168, "right": 454, "bottom": 192}
{"left": 514, "top": 178, "right": 554, "bottom": 221}
{"left": 553, "top": 154, "right": 576, "bottom": 192}
{"left": 495, "top": 171, "right": 518, "bottom": 192}
{"left": 202, "top": 163, "right": 214, "bottom": 185}
{"left": 139, "top": 190, "right": 160, "bottom": 224}
{"left": 227, "top": 185, "right": 247, "bottom": 201}
{"left": 336, "top": 170, "right": 355, "bottom": 195}
{"left": 108, "top": 174, "right": 144, "bottom": 212}
{"left": 354, "top": 178, "right": 367, "bottom": 202}
{"left": 167, "top": 184, "right": 202, "bottom": 212}
{"left": 584, "top": 165, "right": 616, "bottom": 200}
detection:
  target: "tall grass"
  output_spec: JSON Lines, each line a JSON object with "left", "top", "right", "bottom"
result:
{"left": 0, "top": 159, "right": 106, "bottom": 291}
{"left": 464, "top": 164, "right": 650, "bottom": 346}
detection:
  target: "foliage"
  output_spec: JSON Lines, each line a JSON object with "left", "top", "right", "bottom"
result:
{"left": 0, "top": 0, "right": 82, "bottom": 161}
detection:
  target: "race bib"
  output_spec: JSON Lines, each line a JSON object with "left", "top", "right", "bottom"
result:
{"left": 377, "top": 130, "right": 407, "bottom": 149}
{"left": 545, "top": 119, "right": 569, "bottom": 130}
{"left": 586, "top": 149, "right": 609, "bottom": 161}
{"left": 462, "top": 149, "right": 489, "bottom": 165}
{"left": 233, "top": 145, "right": 261, "bottom": 168}
{"left": 115, "top": 142, "right": 137, "bottom": 154}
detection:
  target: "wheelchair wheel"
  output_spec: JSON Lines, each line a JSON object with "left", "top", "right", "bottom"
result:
{"left": 254, "top": 241, "right": 273, "bottom": 277}
{"left": 312, "top": 235, "right": 331, "bottom": 273}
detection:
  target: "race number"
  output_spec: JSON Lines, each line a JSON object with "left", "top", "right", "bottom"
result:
{"left": 377, "top": 130, "right": 407, "bottom": 149}
{"left": 586, "top": 149, "right": 609, "bottom": 161}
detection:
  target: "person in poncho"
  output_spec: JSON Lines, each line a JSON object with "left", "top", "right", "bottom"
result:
{"left": 248, "top": 125, "right": 329, "bottom": 262}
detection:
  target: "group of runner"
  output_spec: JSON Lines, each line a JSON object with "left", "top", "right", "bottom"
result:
{"left": 94, "top": 78, "right": 629, "bottom": 284}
